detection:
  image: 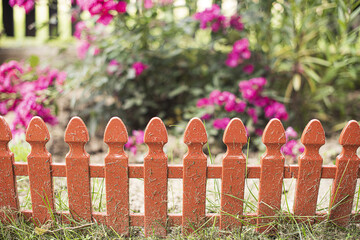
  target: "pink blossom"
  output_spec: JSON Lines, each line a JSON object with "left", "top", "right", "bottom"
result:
{"left": 209, "top": 90, "right": 222, "bottom": 104}
{"left": 255, "top": 128, "right": 263, "bottom": 136}
{"left": 213, "top": 118, "right": 231, "bottom": 130}
{"left": 124, "top": 129, "right": 144, "bottom": 155}
{"left": 281, "top": 140, "right": 298, "bottom": 158}
{"left": 225, "top": 52, "right": 240, "bottom": 68}
{"left": 229, "top": 15, "right": 244, "bottom": 31}
{"left": 77, "top": 41, "right": 90, "bottom": 59}
{"left": 194, "top": 4, "right": 227, "bottom": 32}
{"left": 285, "top": 127, "right": 298, "bottom": 140}
{"left": 243, "top": 64, "right": 254, "bottom": 74}
{"left": 116, "top": 1, "right": 127, "bottom": 13}
{"left": 196, "top": 98, "right": 211, "bottom": 108}
{"left": 9, "top": 0, "right": 34, "bottom": 13}
{"left": 247, "top": 108, "right": 258, "bottom": 124}
{"left": 92, "top": 47, "right": 101, "bottom": 56}
{"left": 132, "top": 62, "right": 149, "bottom": 76}
{"left": 201, "top": 114, "right": 212, "bottom": 120}
{"left": 233, "top": 39, "right": 249, "bottom": 53}
{"left": 74, "top": 21, "right": 87, "bottom": 39}
{"left": 264, "top": 102, "right": 288, "bottom": 121}
{"left": 144, "top": 0, "right": 153, "bottom": 9}
{"left": 234, "top": 101, "right": 246, "bottom": 113}
{"left": 107, "top": 59, "right": 121, "bottom": 75}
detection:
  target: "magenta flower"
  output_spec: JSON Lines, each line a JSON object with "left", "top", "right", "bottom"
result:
{"left": 9, "top": 0, "right": 34, "bottom": 13}
{"left": 213, "top": 118, "right": 231, "bottom": 130}
{"left": 124, "top": 130, "right": 144, "bottom": 155}
{"left": 243, "top": 64, "right": 254, "bottom": 74}
{"left": 132, "top": 62, "right": 149, "bottom": 76}
{"left": 264, "top": 102, "right": 288, "bottom": 121}
{"left": 247, "top": 108, "right": 258, "bottom": 124}
{"left": 196, "top": 98, "right": 211, "bottom": 108}
{"left": 107, "top": 59, "right": 121, "bottom": 75}
{"left": 281, "top": 140, "right": 298, "bottom": 158}
{"left": 144, "top": 0, "right": 153, "bottom": 9}
{"left": 285, "top": 127, "right": 298, "bottom": 140}
{"left": 77, "top": 40, "right": 90, "bottom": 59}
{"left": 200, "top": 114, "right": 212, "bottom": 120}
{"left": 194, "top": 4, "right": 227, "bottom": 32}
{"left": 229, "top": 15, "right": 244, "bottom": 31}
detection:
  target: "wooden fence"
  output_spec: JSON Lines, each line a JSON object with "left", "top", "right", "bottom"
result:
{"left": 0, "top": 116, "right": 360, "bottom": 236}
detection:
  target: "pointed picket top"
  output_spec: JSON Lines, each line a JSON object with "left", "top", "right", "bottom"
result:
{"left": 183, "top": 118, "right": 207, "bottom": 144}
{"left": 262, "top": 118, "right": 286, "bottom": 145}
{"left": 339, "top": 120, "right": 360, "bottom": 146}
{"left": 144, "top": 117, "right": 168, "bottom": 144}
{"left": 64, "top": 117, "right": 89, "bottom": 143}
{"left": 0, "top": 116, "right": 12, "bottom": 142}
{"left": 104, "top": 117, "right": 128, "bottom": 144}
{"left": 223, "top": 118, "right": 247, "bottom": 145}
{"left": 301, "top": 119, "right": 325, "bottom": 146}
{"left": 26, "top": 117, "right": 50, "bottom": 143}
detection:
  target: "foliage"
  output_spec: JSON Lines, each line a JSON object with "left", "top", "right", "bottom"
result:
{"left": 66, "top": 1, "right": 263, "bottom": 134}
{"left": 239, "top": 0, "right": 360, "bottom": 127}
{"left": 0, "top": 57, "right": 66, "bottom": 135}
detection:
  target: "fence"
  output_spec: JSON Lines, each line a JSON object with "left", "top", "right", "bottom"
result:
{"left": 0, "top": 115, "right": 360, "bottom": 237}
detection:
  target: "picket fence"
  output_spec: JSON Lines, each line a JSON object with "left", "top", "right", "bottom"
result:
{"left": 0, "top": 116, "right": 360, "bottom": 237}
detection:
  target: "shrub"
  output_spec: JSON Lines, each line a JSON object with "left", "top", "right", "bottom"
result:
{"left": 0, "top": 57, "right": 66, "bottom": 134}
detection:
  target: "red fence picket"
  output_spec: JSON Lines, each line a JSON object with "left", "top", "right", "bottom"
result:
{"left": 329, "top": 120, "right": 360, "bottom": 226}
{"left": 257, "top": 119, "right": 286, "bottom": 233}
{"left": 220, "top": 118, "right": 247, "bottom": 230}
{"left": 1, "top": 116, "right": 360, "bottom": 236}
{"left": 144, "top": 117, "right": 168, "bottom": 237}
{"left": 293, "top": 120, "right": 325, "bottom": 221}
{"left": 0, "top": 116, "right": 18, "bottom": 222}
{"left": 64, "top": 117, "right": 92, "bottom": 222}
{"left": 182, "top": 118, "right": 207, "bottom": 234}
{"left": 26, "top": 117, "right": 54, "bottom": 224}
{"left": 104, "top": 117, "right": 129, "bottom": 235}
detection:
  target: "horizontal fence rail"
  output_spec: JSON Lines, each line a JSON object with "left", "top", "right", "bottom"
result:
{"left": 1, "top": 116, "right": 360, "bottom": 237}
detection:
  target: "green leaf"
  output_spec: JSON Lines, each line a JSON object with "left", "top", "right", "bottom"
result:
{"left": 28, "top": 55, "right": 40, "bottom": 68}
{"left": 168, "top": 85, "right": 189, "bottom": 98}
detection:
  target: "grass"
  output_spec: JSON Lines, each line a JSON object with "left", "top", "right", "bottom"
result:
{"left": 3, "top": 134, "right": 360, "bottom": 239}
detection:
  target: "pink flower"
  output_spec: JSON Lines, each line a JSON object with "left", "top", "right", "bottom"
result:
{"left": 255, "top": 128, "right": 263, "bottom": 136}
{"left": 116, "top": 1, "right": 127, "bottom": 13}
{"left": 74, "top": 21, "right": 87, "bottom": 39}
{"left": 229, "top": 15, "right": 244, "bottom": 31}
{"left": 233, "top": 39, "right": 249, "bottom": 53}
{"left": 281, "top": 140, "right": 298, "bottom": 158}
{"left": 144, "top": 0, "right": 153, "bottom": 9}
{"left": 92, "top": 47, "right": 101, "bottom": 56}
{"left": 132, "top": 62, "right": 149, "bottom": 76}
{"left": 234, "top": 101, "right": 246, "bottom": 113}
{"left": 225, "top": 51, "right": 240, "bottom": 68}
{"left": 201, "top": 114, "right": 212, "bottom": 120}
{"left": 196, "top": 98, "right": 211, "bottom": 108}
{"left": 194, "top": 4, "right": 227, "bottom": 32}
{"left": 209, "top": 90, "right": 222, "bottom": 104}
{"left": 77, "top": 41, "right": 90, "bottom": 59}
{"left": 264, "top": 102, "right": 288, "bottom": 121}
{"left": 285, "top": 127, "right": 298, "bottom": 140}
{"left": 107, "top": 59, "right": 121, "bottom": 75}
{"left": 213, "top": 118, "right": 231, "bottom": 130}
{"left": 247, "top": 108, "right": 258, "bottom": 124}
{"left": 243, "top": 64, "right": 254, "bottom": 74}
{"left": 10, "top": 0, "right": 35, "bottom": 13}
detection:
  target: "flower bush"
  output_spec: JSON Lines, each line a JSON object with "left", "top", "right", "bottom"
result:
{"left": 65, "top": 2, "right": 268, "bottom": 131}
{"left": 0, "top": 58, "right": 66, "bottom": 135}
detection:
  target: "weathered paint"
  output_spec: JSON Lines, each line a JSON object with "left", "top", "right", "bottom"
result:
{"left": 220, "top": 118, "right": 247, "bottom": 230}
{"left": 144, "top": 117, "right": 168, "bottom": 237}
{"left": 64, "top": 117, "right": 92, "bottom": 222}
{"left": 0, "top": 116, "right": 18, "bottom": 222}
{"left": 293, "top": 120, "right": 325, "bottom": 221}
{"left": 182, "top": 118, "right": 207, "bottom": 234}
{"left": 26, "top": 117, "right": 54, "bottom": 224}
{"left": 257, "top": 119, "right": 286, "bottom": 233}
{"left": 329, "top": 120, "right": 360, "bottom": 226}
{"left": 1, "top": 116, "right": 360, "bottom": 235}
{"left": 104, "top": 117, "right": 129, "bottom": 235}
